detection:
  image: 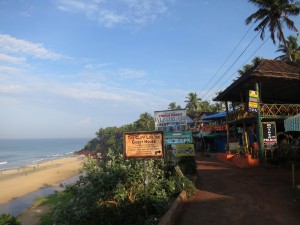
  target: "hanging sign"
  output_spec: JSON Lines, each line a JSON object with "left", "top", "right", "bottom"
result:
{"left": 248, "top": 90, "right": 259, "bottom": 112}
{"left": 123, "top": 131, "right": 164, "bottom": 159}
{"left": 262, "top": 122, "right": 277, "bottom": 145}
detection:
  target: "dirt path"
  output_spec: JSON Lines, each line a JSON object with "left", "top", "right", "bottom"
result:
{"left": 180, "top": 153, "right": 300, "bottom": 225}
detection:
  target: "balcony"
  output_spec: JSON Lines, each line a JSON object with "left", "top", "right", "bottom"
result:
{"left": 227, "top": 104, "right": 300, "bottom": 123}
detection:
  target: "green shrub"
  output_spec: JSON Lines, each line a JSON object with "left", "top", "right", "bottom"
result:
{"left": 0, "top": 214, "right": 21, "bottom": 225}
{"left": 50, "top": 149, "right": 196, "bottom": 225}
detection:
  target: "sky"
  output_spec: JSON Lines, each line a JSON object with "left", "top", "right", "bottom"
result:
{"left": 0, "top": 0, "right": 299, "bottom": 139}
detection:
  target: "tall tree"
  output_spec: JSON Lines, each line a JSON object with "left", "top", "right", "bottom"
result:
{"left": 210, "top": 102, "right": 224, "bottom": 112}
{"left": 238, "top": 56, "right": 264, "bottom": 76}
{"left": 245, "top": 0, "right": 300, "bottom": 61}
{"left": 275, "top": 34, "right": 300, "bottom": 62}
{"left": 168, "top": 102, "right": 182, "bottom": 110}
{"left": 185, "top": 92, "right": 202, "bottom": 115}
{"left": 134, "top": 112, "right": 155, "bottom": 131}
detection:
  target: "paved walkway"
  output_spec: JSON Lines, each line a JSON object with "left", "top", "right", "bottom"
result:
{"left": 179, "top": 153, "right": 300, "bottom": 225}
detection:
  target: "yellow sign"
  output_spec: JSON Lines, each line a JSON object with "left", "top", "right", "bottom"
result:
{"left": 249, "top": 90, "right": 258, "bottom": 98}
{"left": 249, "top": 102, "right": 258, "bottom": 108}
{"left": 123, "top": 132, "right": 164, "bottom": 158}
{"left": 175, "top": 144, "right": 195, "bottom": 157}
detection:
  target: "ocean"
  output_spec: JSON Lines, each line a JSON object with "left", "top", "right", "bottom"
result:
{"left": 0, "top": 138, "right": 91, "bottom": 170}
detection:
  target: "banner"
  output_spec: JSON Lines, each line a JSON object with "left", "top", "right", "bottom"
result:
{"left": 262, "top": 122, "right": 277, "bottom": 145}
{"left": 154, "top": 110, "right": 187, "bottom": 131}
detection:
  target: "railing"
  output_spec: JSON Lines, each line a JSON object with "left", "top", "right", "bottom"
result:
{"left": 227, "top": 104, "right": 300, "bottom": 122}
{"left": 260, "top": 104, "right": 300, "bottom": 119}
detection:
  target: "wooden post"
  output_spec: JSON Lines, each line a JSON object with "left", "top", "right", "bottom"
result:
{"left": 255, "top": 82, "right": 264, "bottom": 160}
{"left": 225, "top": 101, "right": 230, "bottom": 153}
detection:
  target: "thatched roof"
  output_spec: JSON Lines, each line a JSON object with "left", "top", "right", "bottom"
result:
{"left": 214, "top": 59, "right": 300, "bottom": 103}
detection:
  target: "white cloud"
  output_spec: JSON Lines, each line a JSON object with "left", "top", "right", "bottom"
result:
{"left": 0, "top": 53, "right": 26, "bottom": 64}
{"left": 0, "top": 65, "right": 25, "bottom": 75}
{"left": 0, "top": 34, "right": 65, "bottom": 60}
{"left": 119, "top": 68, "right": 146, "bottom": 78}
{"left": 56, "top": 0, "right": 173, "bottom": 28}
{"left": 53, "top": 83, "right": 126, "bottom": 101}
{"left": 77, "top": 117, "right": 91, "bottom": 125}
{"left": 0, "top": 84, "right": 27, "bottom": 93}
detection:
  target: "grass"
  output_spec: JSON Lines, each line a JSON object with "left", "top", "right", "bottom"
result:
{"left": 35, "top": 191, "right": 73, "bottom": 225}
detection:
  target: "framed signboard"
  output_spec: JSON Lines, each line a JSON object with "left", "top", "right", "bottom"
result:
{"left": 262, "top": 122, "right": 277, "bottom": 145}
{"left": 123, "top": 131, "right": 164, "bottom": 159}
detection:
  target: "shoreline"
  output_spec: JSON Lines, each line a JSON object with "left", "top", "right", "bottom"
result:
{"left": 0, "top": 155, "right": 84, "bottom": 205}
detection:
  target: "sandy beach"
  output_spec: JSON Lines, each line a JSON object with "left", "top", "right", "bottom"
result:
{"left": 0, "top": 156, "right": 84, "bottom": 204}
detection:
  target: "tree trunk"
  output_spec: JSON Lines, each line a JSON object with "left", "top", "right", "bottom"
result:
{"left": 277, "top": 21, "right": 292, "bottom": 61}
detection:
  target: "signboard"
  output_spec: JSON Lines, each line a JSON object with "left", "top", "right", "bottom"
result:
{"left": 123, "top": 131, "right": 164, "bottom": 159}
{"left": 165, "top": 131, "right": 193, "bottom": 144}
{"left": 154, "top": 110, "right": 187, "bottom": 131}
{"left": 248, "top": 90, "right": 258, "bottom": 112}
{"left": 175, "top": 144, "right": 195, "bottom": 157}
{"left": 262, "top": 122, "right": 277, "bottom": 145}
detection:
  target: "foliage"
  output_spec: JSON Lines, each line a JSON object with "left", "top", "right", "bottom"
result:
{"left": 245, "top": 0, "right": 300, "bottom": 61}
{"left": 276, "top": 34, "right": 300, "bottom": 62}
{"left": 50, "top": 149, "right": 194, "bottom": 225}
{"left": 84, "top": 112, "right": 155, "bottom": 156}
{"left": 177, "top": 156, "right": 197, "bottom": 177}
{"left": 238, "top": 56, "right": 263, "bottom": 76}
{"left": 0, "top": 214, "right": 21, "bottom": 225}
{"left": 37, "top": 191, "right": 73, "bottom": 225}
{"left": 184, "top": 92, "right": 202, "bottom": 115}
{"left": 168, "top": 102, "right": 182, "bottom": 110}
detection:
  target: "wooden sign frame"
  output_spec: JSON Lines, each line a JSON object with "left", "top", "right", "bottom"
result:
{"left": 123, "top": 131, "right": 164, "bottom": 159}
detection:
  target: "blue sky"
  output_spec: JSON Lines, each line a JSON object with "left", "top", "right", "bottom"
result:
{"left": 0, "top": 0, "right": 299, "bottom": 138}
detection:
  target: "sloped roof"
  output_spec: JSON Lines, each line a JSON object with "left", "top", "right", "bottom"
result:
{"left": 214, "top": 59, "right": 300, "bottom": 103}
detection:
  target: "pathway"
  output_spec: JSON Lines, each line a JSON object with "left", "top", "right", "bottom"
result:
{"left": 179, "top": 153, "right": 300, "bottom": 225}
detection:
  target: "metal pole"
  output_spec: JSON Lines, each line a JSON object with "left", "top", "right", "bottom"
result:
{"left": 225, "top": 101, "right": 230, "bottom": 153}
{"left": 255, "top": 82, "right": 264, "bottom": 161}
{"left": 144, "top": 159, "right": 148, "bottom": 218}
{"left": 292, "top": 163, "right": 295, "bottom": 189}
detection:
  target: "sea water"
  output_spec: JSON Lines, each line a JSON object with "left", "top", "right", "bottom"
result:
{"left": 0, "top": 138, "right": 91, "bottom": 170}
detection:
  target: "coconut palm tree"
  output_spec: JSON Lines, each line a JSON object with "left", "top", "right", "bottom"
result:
{"left": 245, "top": 0, "right": 300, "bottom": 61}
{"left": 185, "top": 92, "right": 202, "bottom": 115}
{"left": 168, "top": 102, "right": 182, "bottom": 110}
{"left": 238, "top": 56, "right": 264, "bottom": 76}
{"left": 275, "top": 34, "right": 300, "bottom": 62}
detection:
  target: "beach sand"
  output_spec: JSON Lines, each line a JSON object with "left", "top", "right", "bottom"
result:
{"left": 0, "top": 156, "right": 84, "bottom": 204}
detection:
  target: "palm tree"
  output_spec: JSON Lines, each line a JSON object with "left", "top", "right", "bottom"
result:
{"left": 210, "top": 102, "right": 224, "bottom": 112}
{"left": 134, "top": 112, "right": 154, "bottom": 131}
{"left": 168, "top": 102, "right": 182, "bottom": 110}
{"left": 238, "top": 56, "right": 264, "bottom": 76}
{"left": 185, "top": 92, "right": 202, "bottom": 115}
{"left": 275, "top": 34, "right": 300, "bottom": 62}
{"left": 245, "top": 0, "right": 300, "bottom": 61}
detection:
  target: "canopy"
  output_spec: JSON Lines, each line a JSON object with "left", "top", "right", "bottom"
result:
{"left": 202, "top": 111, "right": 226, "bottom": 120}
{"left": 284, "top": 113, "right": 300, "bottom": 132}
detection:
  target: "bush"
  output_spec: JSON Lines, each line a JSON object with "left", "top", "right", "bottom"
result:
{"left": 50, "top": 149, "right": 195, "bottom": 225}
{"left": 177, "top": 156, "right": 197, "bottom": 176}
{"left": 0, "top": 214, "right": 21, "bottom": 225}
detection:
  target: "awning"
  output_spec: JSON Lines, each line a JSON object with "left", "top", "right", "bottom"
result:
{"left": 284, "top": 113, "right": 300, "bottom": 132}
{"left": 202, "top": 111, "right": 226, "bottom": 120}
{"left": 193, "top": 133, "right": 227, "bottom": 138}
